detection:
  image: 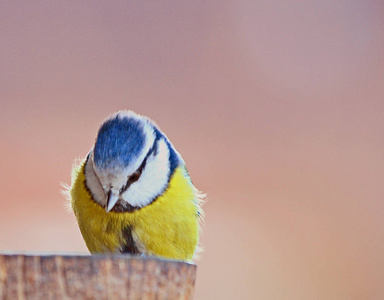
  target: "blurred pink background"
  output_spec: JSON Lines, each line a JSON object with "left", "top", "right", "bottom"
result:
{"left": 1, "top": 1, "right": 384, "bottom": 299}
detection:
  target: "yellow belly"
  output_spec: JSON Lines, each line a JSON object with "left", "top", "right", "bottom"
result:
{"left": 70, "top": 161, "right": 201, "bottom": 261}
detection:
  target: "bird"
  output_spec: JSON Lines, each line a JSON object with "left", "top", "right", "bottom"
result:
{"left": 68, "top": 110, "right": 203, "bottom": 261}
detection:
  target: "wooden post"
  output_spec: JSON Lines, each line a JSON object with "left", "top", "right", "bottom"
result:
{"left": 0, "top": 253, "right": 196, "bottom": 300}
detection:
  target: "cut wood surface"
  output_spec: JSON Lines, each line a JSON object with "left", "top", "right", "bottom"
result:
{"left": 0, "top": 253, "right": 196, "bottom": 300}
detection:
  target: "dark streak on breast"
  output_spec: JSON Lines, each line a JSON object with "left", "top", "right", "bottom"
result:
{"left": 121, "top": 226, "right": 141, "bottom": 254}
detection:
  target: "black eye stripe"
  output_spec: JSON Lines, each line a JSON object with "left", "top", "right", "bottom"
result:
{"left": 119, "top": 158, "right": 146, "bottom": 193}
{"left": 119, "top": 139, "right": 159, "bottom": 194}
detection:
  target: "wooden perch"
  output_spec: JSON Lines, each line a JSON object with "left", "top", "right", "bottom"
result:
{"left": 0, "top": 253, "right": 196, "bottom": 300}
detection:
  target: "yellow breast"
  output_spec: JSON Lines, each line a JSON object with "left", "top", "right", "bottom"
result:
{"left": 70, "top": 160, "right": 201, "bottom": 260}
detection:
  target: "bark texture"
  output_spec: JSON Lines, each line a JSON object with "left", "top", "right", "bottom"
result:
{"left": 0, "top": 253, "right": 196, "bottom": 300}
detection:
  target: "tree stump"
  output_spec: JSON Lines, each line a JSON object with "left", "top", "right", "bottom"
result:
{"left": 0, "top": 253, "right": 196, "bottom": 300}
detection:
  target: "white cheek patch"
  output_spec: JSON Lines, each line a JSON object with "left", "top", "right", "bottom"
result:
{"left": 85, "top": 150, "right": 107, "bottom": 206}
{"left": 121, "top": 138, "right": 170, "bottom": 208}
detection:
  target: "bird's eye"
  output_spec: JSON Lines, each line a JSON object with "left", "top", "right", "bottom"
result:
{"left": 129, "top": 170, "right": 141, "bottom": 183}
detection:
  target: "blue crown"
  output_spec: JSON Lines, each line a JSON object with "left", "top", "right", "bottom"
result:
{"left": 94, "top": 114, "right": 146, "bottom": 170}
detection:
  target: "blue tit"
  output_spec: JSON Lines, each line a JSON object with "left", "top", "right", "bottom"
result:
{"left": 68, "top": 111, "right": 203, "bottom": 261}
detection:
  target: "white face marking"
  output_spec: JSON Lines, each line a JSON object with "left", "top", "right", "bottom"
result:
{"left": 84, "top": 150, "right": 107, "bottom": 206}
{"left": 85, "top": 138, "right": 171, "bottom": 209}
{"left": 120, "top": 138, "right": 170, "bottom": 207}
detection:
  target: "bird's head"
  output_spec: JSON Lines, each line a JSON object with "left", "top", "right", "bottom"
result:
{"left": 84, "top": 111, "right": 180, "bottom": 212}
